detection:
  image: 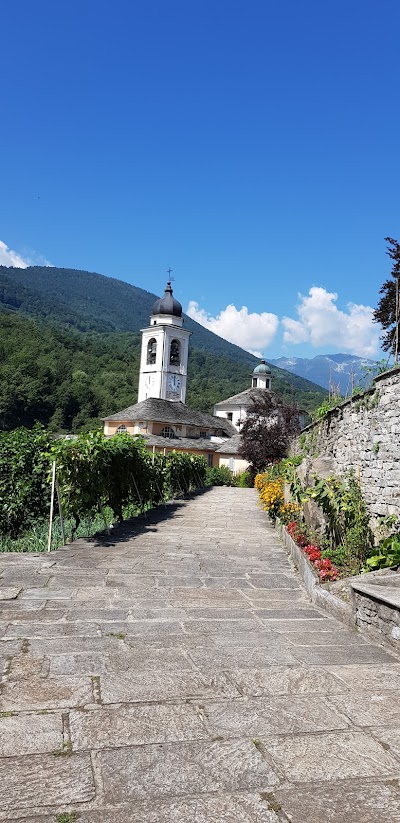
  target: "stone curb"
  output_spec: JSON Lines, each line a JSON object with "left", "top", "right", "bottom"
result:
{"left": 275, "top": 518, "right": 356, "bottom": 628}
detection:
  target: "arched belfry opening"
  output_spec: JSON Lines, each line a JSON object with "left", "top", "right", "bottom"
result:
{"left": 146, "top": 338, "right": 157, "bottom": 365}
{"left": 170, "top": 339, "right": 181, "bottom": 366}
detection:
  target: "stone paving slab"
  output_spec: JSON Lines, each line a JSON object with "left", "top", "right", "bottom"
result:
{"left": 0, "top": 586, "right": 22, "bottom": 600}
{"left": 0, "top": 675, "right": 94, "bottom": 711}
{"left": 0, "top": 710, "right": 63, "bottom": 756}
{"left": 0, "top": 752, "right": 95, "bottom": 815}
{"left": 327, "top": 662, "right": 400, "bottom": 690}
{"left": 261, "top": 729, "right": 400, "bottom": 781}
{"left": 329, "top": 690, "right": 400, "bottom": 726}
{"left": 275, "top": 780, "right": 400, "bottom": 823}
{"left": 100, "top": 670, "right": 240, "bottom": 703}
{"left": 17, "top": 794, "right": 281, "bottom": 823}
{"left": 227, "top": 665, "right": 350, "bottom": 696}
{"left": 1, "top": 487, "right": 400, "bottom": 821}
{"left": 95, "top": 738, "right": 280, "bottom": 801}
{"left": 201, "top": 694, "right": 351, "bottom": 736}
{"left": 70, "top": 702, "right": 210, "bottom": 748}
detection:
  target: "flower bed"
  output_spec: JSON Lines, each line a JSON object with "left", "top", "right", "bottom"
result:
{"left": 255, "top": 468, "right": 339, "bottom": 582}
{"left": 286, "top": 520, "right": 338, "bottom": 581}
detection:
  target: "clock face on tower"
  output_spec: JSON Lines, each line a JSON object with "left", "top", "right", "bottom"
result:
{"left": 167, "top": 374, "right": 181, "bottom": 393}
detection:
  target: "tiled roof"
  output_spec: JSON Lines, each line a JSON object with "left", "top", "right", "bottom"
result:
{"left": 142, "top": 435, "right": 220, "bottom": 452}
{"left": 214, "top": 387, "right": 267, "bottom": 409}
{"left": 215, "top": 434, "right": 243, "bottom": 454}
{"left": 103, "top": 398, "right": 236, "bottom": 436}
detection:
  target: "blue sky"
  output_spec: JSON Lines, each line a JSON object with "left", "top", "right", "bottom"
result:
{"left": 1, "top": 0, "right": 399, "bottom": 359}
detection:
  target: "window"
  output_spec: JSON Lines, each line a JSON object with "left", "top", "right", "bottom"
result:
{"left": 227, "top": 412, "right": 233, "bottom": 421}
{"left": 199, "top": 430, "right": 207, "bottom": 438}
{"left": 266, "top": 379, "right": 271, "bottom": 389}
{"left": 208, "top": 453, "right": 214, "bottom": 467}
{"left": 116, "top": 424, "right": 127, "bottom": 433}
{"left": 147, "top": 338, "right": 157, "bottom": 365}
{"left": 252, "top": 377, "right": 257, "bottom": 387}
{"left": 160, "top": 426, "right": 175, "bottom": 439}
{"left": 170, "top": 339, "right": 181, "bottom": 365}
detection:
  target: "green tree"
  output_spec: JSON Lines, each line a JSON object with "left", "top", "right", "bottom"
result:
{"left": 373, "top": 237, "right": 400, "bottom": 358}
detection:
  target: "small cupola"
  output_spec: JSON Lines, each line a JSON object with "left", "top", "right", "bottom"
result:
{"left": 251, "top": 359, "right": 272, "bottom": 389}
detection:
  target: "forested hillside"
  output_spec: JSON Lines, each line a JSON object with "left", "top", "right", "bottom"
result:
{"left": 0, "top": 266, "right": 327, "bottom": 431}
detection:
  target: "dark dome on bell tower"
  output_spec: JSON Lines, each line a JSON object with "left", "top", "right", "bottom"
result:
{"left": 151, "top": 281, "right": 182, "bottom": 318}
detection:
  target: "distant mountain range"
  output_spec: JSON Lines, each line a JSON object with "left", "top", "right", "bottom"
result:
{"left": 269, "top": 354, "right": 379, "bottom": 394}
{"left": 0, "top": 266, "right": 327, "bottom": 430}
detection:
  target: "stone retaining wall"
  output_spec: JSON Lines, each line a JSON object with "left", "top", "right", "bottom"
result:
{"left": 276, "top": 519, "right": 355, "bottom": 627}
{"left": 352, "top": 587, "right": 400, "bottom": 651}
{"left": 292, "top": 367, "right": 400, "bottom": 528}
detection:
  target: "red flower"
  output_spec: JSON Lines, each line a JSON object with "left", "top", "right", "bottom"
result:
{"left": 304, "top": 544, "right": 321, "bottom": 562}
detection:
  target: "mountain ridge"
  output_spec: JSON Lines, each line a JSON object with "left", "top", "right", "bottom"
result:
{"left": 270, "top": 353, "right": 379, "bottom": 393}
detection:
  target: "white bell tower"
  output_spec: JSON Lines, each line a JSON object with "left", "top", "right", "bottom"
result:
{"left": 138, "top": 279, "right": 191, "bottom": 403}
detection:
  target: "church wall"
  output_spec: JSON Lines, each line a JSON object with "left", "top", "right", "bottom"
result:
{"left": 218, "top": 455, "right": 249, "bottom": 473}
{"left": 214, "top": 408, "right": 245, "bottom": 432}
{"left": 104, "top": 421, "right": 137, "bottom": 436}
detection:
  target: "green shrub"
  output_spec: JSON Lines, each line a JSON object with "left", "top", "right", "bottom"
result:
{"left": 0, "top": 425, "right": 52, "bottom": 538}
{"left": 236, "top": 470, "right": 252, "bottom": 487}
{"left": 364, "top": 533, "right": 400, "bottom": 571}
{"left": 206, "top": 466, "right": 237, "bottom": 486}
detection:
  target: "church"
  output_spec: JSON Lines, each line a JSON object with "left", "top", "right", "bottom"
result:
{"left": 103, "top": 279, "right": 272, "bottom": 472}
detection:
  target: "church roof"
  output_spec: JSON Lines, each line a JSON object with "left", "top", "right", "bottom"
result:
{"left": 151, "top": 281, "right": 182, "bottom": 318}
{"left": 103, "top": 398, "right": 236, "bottom": 435}
{"left": 215, "top": 434, "right": 243, "bottom": 454}
{"left": 142, "top": 434, "right": 222, "bottom": 452}
{"left": 214, "top": 387, "right": 268, "bottom": 409}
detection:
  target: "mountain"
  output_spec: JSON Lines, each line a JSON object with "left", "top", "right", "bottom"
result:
{"left": 0, "top": 266, "right": 327, "bottom": 430}
{"left": 0, "top": 265, "right": 257, "bottom": 362}
{"left": 269, "top": 353, "right": 379, "bottom": 394}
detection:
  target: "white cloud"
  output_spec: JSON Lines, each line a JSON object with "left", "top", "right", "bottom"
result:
{"left": 282, "top": 287, "right": 380, "bottom": 357}
{"left": 187, "top": 300, "right": 279, "bottom": 356}
{"left": 0, "top": 240, "right": 29, "bottom": 268}
{"left": 0, "top": 240, "right": 53, "bottom": 268}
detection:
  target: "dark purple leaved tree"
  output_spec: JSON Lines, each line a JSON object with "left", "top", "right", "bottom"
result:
{"left": 239, "top": 390, "right": 301, "bottom": 473}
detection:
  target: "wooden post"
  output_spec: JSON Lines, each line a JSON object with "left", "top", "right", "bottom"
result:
{"left": 55, "top": 478, "right": 66, "bottom": 545}
{"left": 98, "top": 500, "right": 110, "bottom": 535}
{"left": 47, "top": 461, "right": 56, "bottom": 553}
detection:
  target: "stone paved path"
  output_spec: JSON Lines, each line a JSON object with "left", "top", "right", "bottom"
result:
{"left": 1, "top": 487, "right": 400, "bottom": 822}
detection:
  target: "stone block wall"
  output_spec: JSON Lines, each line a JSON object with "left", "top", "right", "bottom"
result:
{"left": 352, "top": 589, "right": 400, "bottom": 650}
{"left": 291, "top": 367, "right": 400, "bottom": 528}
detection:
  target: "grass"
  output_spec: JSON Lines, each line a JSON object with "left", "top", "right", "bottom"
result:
{"left": 0, "top": 502, "right": 142, "bottom": 553}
